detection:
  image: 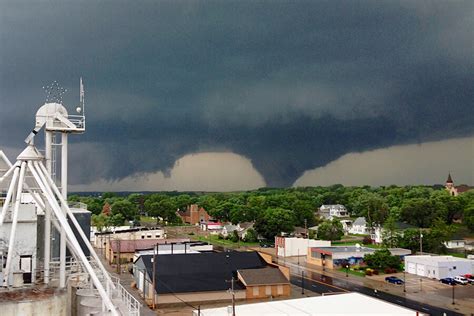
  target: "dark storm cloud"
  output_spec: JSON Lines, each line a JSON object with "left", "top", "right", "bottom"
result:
{"left": 1, "top": 1, "right": 473, "bottom": 187}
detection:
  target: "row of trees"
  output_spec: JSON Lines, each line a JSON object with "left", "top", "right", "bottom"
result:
{"left": 73, "top": 185, "right": 474, "bottom": 246}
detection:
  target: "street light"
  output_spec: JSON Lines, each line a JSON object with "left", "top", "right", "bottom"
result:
{"left": 346, "top": 264, "right": 349, "bottom": 277}
{"left": 452, "top": 284, "right": 455, "bottom": 305}
{"left": 301, "top": 270, "right": 305, "bottom": 295}
{"left": 403, "top": 271, "right": 406, "bottom": 293}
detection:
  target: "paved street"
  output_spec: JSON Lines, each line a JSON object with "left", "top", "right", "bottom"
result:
{"left": 252, "top": 247, "right": 473, "bottom": 315}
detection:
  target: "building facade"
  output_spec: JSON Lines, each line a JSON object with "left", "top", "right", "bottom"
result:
{"left": 318, "top": 205, "right": 349, "bottom": 219}
{"left": 405, "top": 255, "right": 474, "bottom": 280}
{"left": 177, "top": 204, "right": 211, "bottom": 225}
{"left": 275, "top": 237, "right": 331, "bottom": 257}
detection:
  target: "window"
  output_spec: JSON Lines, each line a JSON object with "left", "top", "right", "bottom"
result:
{"left": 265, "top": 285, "right": 271, "bottom": 296}
{"left": 155, "top": 234, "right": 160, "bottom": 238}
{"left": 141, "top": 236, "right": 145, "bottom": 239}
{"left": 453, "top": 266, "right": 456, "bottom": 270}
{"left": 277, "top": 285, "right": 283, "bottom": 295}
{"left": 252, "top": 287, "right": 259, "bottom": 296}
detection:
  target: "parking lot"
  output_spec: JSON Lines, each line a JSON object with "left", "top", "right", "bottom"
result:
{"left": 369, "top": 272, "right": 474, "bottom": 300}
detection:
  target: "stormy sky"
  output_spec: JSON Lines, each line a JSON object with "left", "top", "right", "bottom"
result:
{"left": 1, "top": 1, "right": 473, "bottom": 190}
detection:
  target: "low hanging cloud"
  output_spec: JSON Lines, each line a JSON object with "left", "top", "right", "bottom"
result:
{"left": 0, "top": 1, "right": 473, "bottom": 188}
{"left": 70, "top": 152, "right": 265, "bottom": 192}
{"left": 295, "top": 136, "right": 474, "bottom": 187}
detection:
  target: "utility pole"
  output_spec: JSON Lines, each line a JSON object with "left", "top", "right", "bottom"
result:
{"left": 117, "top": 239, "right": 121, "bottom": 274}
{"left": 152, "top": 243, "right": 157, "bottom": 310}
{"left": 304, "top": 219, "right": 307, "bottom": 238}
{"left": 227, "top": 277, "right": 236, "bottom": 316}
{"left": 419, "top": 229, "right": 423, "bottom": 254}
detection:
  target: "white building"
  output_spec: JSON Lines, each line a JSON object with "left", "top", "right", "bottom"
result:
{"left": 349, "top": 217, "right": 367, "bottom": 234}
{"left": 405, "top": 255, "right": 474, "bottom": 280}
{"left": 93, "top": 227, "right": 165, "bottom": 250}
{"left": 318, "top": 204, "right": 349, "bottom": 219}
{"left": 195, "top": 292, "right": 420, "bottom": 316}
{"left": 444, "top": 240, "right": 466, "bottom": 249}
{"left": 275, "top": 237, "right": 331, "bottom": 257}
{"left": 348, "top": 217, "right": 383, "bottom": 243}
{"left": 0, "top": 196, "right": 39, "bottom": 286}
{"left": 221, "top": 224, "right": 238, "bottom": 237}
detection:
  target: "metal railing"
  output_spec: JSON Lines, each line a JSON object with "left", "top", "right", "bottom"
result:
{"left": 109, "top": 275, "right": 140, "bottom": 316}
{"left": 68, "top": 201, "right": 88, "bottom": 210}
{"left": 47, "top": 256, "right": 140, "bottom": 316}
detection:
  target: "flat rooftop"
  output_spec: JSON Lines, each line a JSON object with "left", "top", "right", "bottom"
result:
{"left": 312, "top": 246, "right": 374, "bottom": 253}
{"left": 406, "top": 255, "right": 474, "bottom": 264}
{"left": 197, "top": 292, "right": 419, "bottom": 315}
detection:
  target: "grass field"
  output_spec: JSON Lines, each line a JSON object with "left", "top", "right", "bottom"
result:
{"left": 195, "top": 234, "right": 260, "bottom": 247}
{"left": 331, "top": 241, "right": 382, "bottom": 249}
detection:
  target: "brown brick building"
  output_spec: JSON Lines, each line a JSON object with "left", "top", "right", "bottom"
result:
{"left": 177, "top": 204, "right": 211, "bottom": 225}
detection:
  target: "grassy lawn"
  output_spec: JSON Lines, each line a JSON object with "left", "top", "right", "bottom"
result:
{"left": 140, "top": 216, "right": 158, "bottom": 224}
{"left": 448, "top": 252, "right": 467, "bottom": 258}
{"left": 195, "top": 235, "right": 260, "bottom": 247}
{"left": 331, "top": 241, "right": 382, "bottom": 249}
{"left": 338, "top": 267, "right": 366, "bottom": 277}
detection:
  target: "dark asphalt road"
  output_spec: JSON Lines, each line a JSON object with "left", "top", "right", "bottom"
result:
{"left": 290, "top": 271, "right": 463, "bottom": 316}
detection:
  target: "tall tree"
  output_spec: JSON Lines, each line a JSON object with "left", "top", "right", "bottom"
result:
{"left": 316, "top": 219, "right": 344, "bottom": 241}
{"left": 111, "top": 199, "right": 137, "bottom": 221}
{"left": 255, "top": 208, "right": 295, "bottom": 240}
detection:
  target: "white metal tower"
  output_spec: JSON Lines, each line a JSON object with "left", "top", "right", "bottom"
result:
{"left": 0, "top": 79, "right": 123, "bottom": 315}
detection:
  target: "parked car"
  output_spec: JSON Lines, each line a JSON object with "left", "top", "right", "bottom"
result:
{"left": 440, "top": 277, "right": 456, "bottom": 285}
{"left": 385, "top": 276, "right": 404, "bottom": 284}
{"left": 454, "top": 276, "right": 469, "bottom": 285}
{"left": 463, "top": 274, "right": 474, "bottom": 284}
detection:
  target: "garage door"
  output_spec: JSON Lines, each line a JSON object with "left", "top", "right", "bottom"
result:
{"left": 416, "top": 264, "right": 425, "bottom": 276}
{"left": 407, "top": 262, "right": 416, "bottom": 274}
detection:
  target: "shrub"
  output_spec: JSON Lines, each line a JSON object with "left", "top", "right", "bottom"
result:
{"left": 362, "top": 236, "right": 372, "bottom": 245}
{"left": 373, "top": 270, "right": 379, "bottom": 275}
{"left": 384, "top": 267, "right": 397, "bottom": 274}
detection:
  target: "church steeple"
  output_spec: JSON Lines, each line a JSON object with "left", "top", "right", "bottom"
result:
{"left": 446, "top": 173, "right": 453, "bottom": 184}
{"left": 445, "top": 173, "right": 457, "bottom": 196}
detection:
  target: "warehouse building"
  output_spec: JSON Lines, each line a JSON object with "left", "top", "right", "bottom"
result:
{"left": 405, "top": 255, "right": 474, "bottom": 280}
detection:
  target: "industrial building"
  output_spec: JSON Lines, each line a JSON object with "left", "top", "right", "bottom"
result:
{"left": 405, "top": 255, "right": 474, "bottom": 280}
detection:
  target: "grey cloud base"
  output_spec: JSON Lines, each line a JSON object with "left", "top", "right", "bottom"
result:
{"left": 0, "top": 1, "right": 473, "bottom": 188}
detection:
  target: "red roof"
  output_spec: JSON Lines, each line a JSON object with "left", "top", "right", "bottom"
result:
{"left": 110, "top": 238, "right": 190, "bottom": 253}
